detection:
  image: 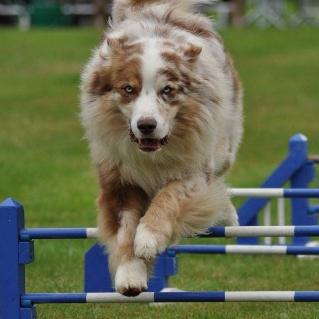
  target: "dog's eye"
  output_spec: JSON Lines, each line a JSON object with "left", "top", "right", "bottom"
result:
{"left": 123, "top": 85, "right": 134, "bottom": 94}
{"left": 161, "top": 86, "right": 173, "bottom": 95}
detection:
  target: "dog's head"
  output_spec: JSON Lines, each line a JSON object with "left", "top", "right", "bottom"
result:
{"left": 85, "top": 35, "right": 215, "bottom": 155}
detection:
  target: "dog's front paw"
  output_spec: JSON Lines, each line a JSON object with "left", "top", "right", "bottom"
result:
{"left": 115, "top": 259, "right": 148, "bottom": 297}
{"left": 134, "top": 223, "right": 167, "bottom": 260}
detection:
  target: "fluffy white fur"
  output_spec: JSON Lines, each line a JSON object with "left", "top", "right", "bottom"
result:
{"left": 115, "top": 258, "right": 148, "bottom": 294}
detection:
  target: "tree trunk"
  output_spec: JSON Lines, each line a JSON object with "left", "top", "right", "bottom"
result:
{"left": 230, "top": 0, "right": 246, "bottom": 27}
{"left": 94, "top": 0, "right": 106, "bottom": 28}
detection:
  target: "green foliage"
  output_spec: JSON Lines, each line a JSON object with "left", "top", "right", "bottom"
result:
{"left": 0, "top": 28, "right": 319, "bottom": 318}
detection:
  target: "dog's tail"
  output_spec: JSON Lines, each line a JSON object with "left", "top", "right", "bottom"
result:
{"left": 112, "top": 0, "right": 214, "bottom": 24}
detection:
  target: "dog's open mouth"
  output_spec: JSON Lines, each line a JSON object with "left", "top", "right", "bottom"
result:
{"left": 129, "top": 130, "right": 168, "bottom": 152}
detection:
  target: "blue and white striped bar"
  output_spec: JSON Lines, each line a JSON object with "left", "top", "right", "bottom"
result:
{"left": 19, "top": 226, "right": 319, "bottom": 240}
{"left": 17, "top": 188, "right": 319, "bottom": 241}
{"left": 229, "top": 188, "right": 319, "bottom": 198}
{"left": 170, "top": 245, "right": 319, "bottom": 255}
{"left": 21, "top": 291, "right": 319, "bottom": 305}
{"left": 19, "top": 228, "right": 98, "bottom": 241}
{"left": 205, "top": 226, "right": 319, "bottom": 238}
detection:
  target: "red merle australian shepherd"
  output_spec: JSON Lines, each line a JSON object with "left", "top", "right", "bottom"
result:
{"left": 80, "top": 0, "right": 243, "bottom": 297}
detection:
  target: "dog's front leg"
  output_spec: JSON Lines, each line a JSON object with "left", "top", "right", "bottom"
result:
{"left": 98, "top": 167, "right": 149, "bottom": 296}
{"left": 134, "top": 175, "right": 230, "bottom": 260}
{"left": 134, "top": 178, "right": 202, "bottom": 260}
{"left": 134, "top": 177, "right": 214, "bottom": 260}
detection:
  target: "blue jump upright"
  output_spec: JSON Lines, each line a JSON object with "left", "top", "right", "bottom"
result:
{"left": 0, "top": 199, "right": 35, "bottom": 319}
{"left": 2, "top": 200, "right": 319, "bottom": 317}
{"left": 237, "top": 134, "right": 316, "bottom": 245}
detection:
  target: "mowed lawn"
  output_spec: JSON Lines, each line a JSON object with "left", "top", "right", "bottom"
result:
{"left": 1, "top": 27, "right": 319, "bottom": 318}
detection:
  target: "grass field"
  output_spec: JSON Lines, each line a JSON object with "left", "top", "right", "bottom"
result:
{"left": 1, "top": 27, "right": 319, "bottom": 318}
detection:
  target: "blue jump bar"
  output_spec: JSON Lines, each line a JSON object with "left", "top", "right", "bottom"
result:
{"left": 230, "top": 188, "right": 319, "bottom": 198}
{"left": 283, "top": 189, "right": 319, "bottom": 198}
{"left": 169, "top": 245, "right": 319, "bottom": 255}
{"left": 19, "top": 226, "right": 319, "bottom": 240}
{"left": 21, "top": 293, "right": 87, "bottom": 307}
{"left": 204, "top": 226, "right": 319, "bottom": 238}
{"left": 21, "top": 291, "right": 319, "bottom": 305}
{"left": 19, "top": 228, "right": 95, "bottom": 241}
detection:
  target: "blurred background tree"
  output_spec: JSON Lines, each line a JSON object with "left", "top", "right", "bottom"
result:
{"left": 93, "top": 0, "right": 107, "bottom": 27}
{"left": 231, "top": 0, "right": 246, "bottom": 27}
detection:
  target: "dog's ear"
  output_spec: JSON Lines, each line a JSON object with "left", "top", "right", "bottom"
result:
{"left": 183, "top": 44, "right": 202, "bottom": 63}
{"left": 99, "top": 34, "right": 128, "bottom": 59}
{"left": 88, "top": 68, "right": 112, "bottom": 96}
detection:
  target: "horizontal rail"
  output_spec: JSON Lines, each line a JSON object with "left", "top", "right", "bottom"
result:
{"left": 20, "top": 226, "right": 319, "bottom": 241}
{"left": 170, "top": 245, "right": 319, "bottom": 255}
{"left": 20, "top": 228, "right": 98, "bottom": 241}
{"left": 18, "top": 188, "right": 319, "bottom": 241}
{"left": 229, "top": 188, "right": 319, "bottom": 198}
{"left": 205, "top": 226, "right": 319, "bottom": 238}
{"left": 21, "top": 291, "right": 319, "bottom": 305}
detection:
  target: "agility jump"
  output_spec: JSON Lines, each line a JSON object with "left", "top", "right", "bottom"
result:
{"left": 2, "top": 186, "right": 319, "bottom": 318}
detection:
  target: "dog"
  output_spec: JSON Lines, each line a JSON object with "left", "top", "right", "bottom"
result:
{"left": 80, "top": 0, "right": 243, "bottom": 297}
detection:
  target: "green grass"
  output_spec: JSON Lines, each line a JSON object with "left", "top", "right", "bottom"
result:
{"left": 1, "top": 27, "right": 319, "bottom": 318}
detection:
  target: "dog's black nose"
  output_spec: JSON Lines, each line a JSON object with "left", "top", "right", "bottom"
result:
{"left": 137, "top": 118, "right": 157, "bottom": 135}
